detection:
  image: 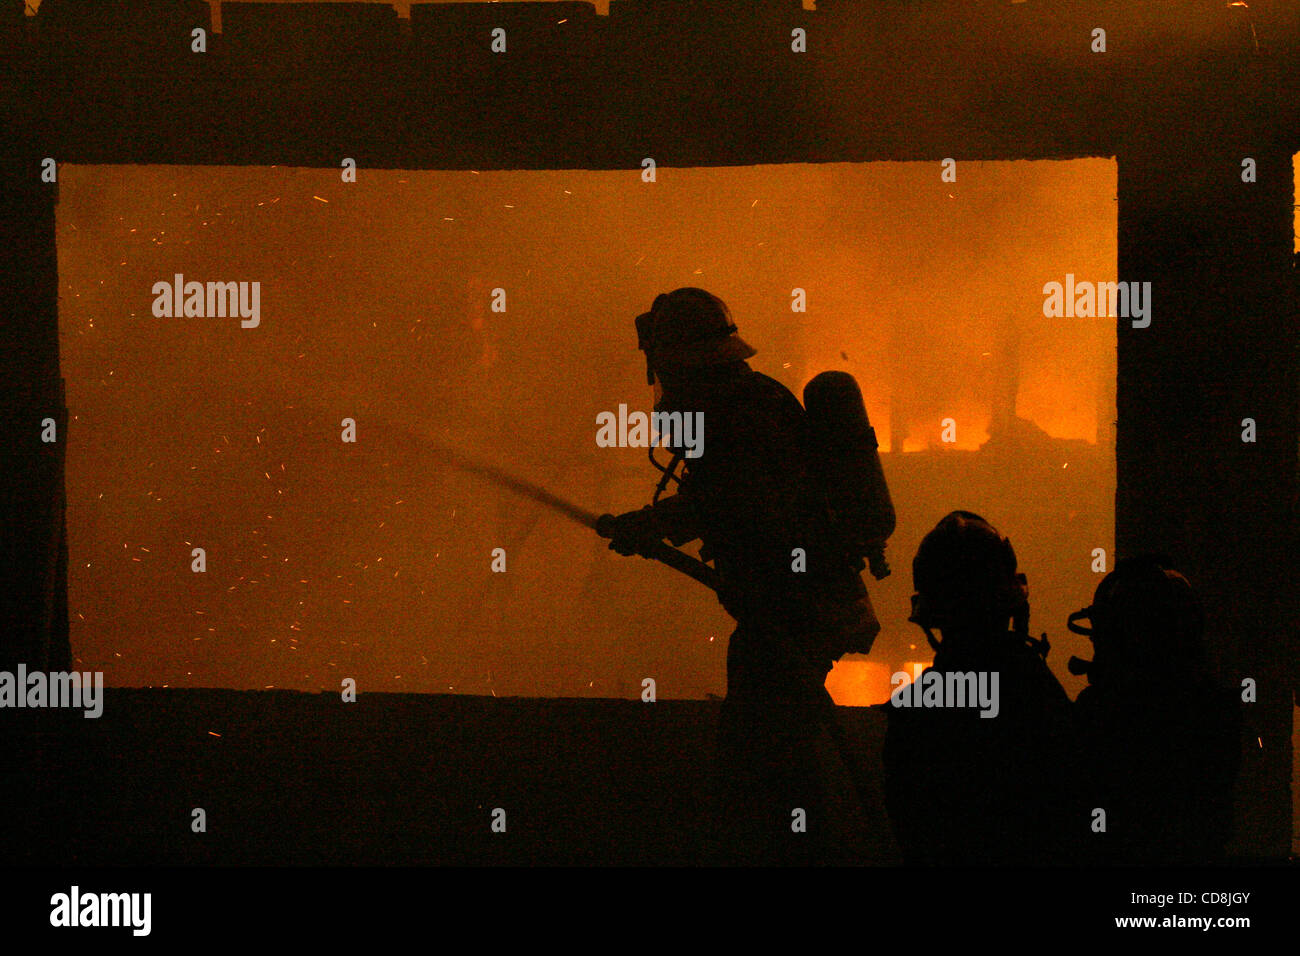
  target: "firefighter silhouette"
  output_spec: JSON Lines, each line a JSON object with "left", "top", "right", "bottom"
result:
{"left": 1068, "top": 555, "right": 1240, "bottom": 862}
{"left": 882, "top": 511, "right": 1082, "bottom": 864}
{"left": 598, "top": 288, "right": 893, "bottom": 864}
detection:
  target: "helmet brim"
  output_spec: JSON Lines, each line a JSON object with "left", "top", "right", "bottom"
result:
{"left": 653, "top": 334, "right": 757, "bottom": 369}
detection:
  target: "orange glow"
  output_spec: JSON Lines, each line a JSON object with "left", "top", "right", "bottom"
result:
{"left": 825, "top": 659, "right": 895, "bottom": 706}
{"left": 901, "top": 662, "right": 931, "bottom": 682}
{"left": 826, "top": 659, "right": 933, "bottom": 706}
{"left": 59, "top": 159, "right": 1115, "bottom": 697}
{"left": 893, "top": 407, "right": 990, "bottom": 452}
{"left": 1294, "top": 153, "right": 1299, "bottom": 254}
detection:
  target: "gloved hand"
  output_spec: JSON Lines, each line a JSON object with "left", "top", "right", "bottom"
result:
{"left": 595, "top": 507, "right": 663, "bottom": 557}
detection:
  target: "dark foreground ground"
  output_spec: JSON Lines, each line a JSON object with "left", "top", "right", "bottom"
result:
{"left": 0, "top": 689, "right": 899, "bottom": 865}
{"left": 4, "top": 689, "right": 1292, "bottom": 866}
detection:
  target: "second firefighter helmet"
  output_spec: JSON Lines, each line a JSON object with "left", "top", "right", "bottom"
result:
{"left": 909, "top": 511, "right": 1029, "bottom": 643}
{"left": 1066, "top": 554, "right": 1204, "bottom": 684}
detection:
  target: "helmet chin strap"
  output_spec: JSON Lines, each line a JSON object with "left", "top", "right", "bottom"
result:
{"left": 909, "top": 594, "right": 945, "bottom": 653}
{"left": 912, "top": 599, "right": 1047, "bottom": 660}
{"left": 922, "top": 625, "right": 942, "bottom": 654}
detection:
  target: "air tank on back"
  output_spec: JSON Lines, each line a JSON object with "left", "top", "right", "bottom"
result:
{"left": 803, "top": 371, "right": 896, "bottom": 579}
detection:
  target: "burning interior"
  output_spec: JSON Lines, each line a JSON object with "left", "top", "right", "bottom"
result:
{"left": 58, "top": 159, "right": 1116, "bottom": 703}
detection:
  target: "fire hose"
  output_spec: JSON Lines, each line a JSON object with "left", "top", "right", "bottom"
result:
{"left": 426, "top": 445, "right": 720, "bottom": 592}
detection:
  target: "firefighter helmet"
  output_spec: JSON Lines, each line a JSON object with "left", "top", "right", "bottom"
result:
{"left": 909, "top": 511, "right": 1028, "bottom": 635}
{"left": 1066, "top": 554, "right": 1204, "bottom": 682}
{"left": 634, "top": 288, "right": 756, "bottom": 383}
